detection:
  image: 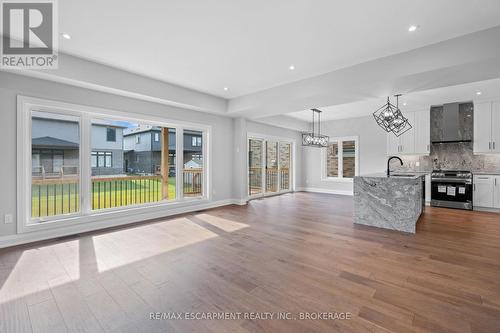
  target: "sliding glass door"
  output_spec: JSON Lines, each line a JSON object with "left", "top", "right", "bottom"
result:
{"left": 266, "top": 141, "right": 279, "bottom": 193}
{"left": 248, "top": 139, "right": 263, "bottom": 195}
{"left": 279, "top": 142, "right": 291, "bottom": 191}
{"left": 248, "top": 137, "right": 293, "bottom": 198}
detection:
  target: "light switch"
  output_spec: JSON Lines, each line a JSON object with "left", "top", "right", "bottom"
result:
{"left": 4, "top": 214, "right": 13, "bottom": 224}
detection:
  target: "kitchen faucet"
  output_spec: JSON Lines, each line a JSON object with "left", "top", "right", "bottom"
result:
{"left": 387, "top": 156, "right": 403, "bottom": 176}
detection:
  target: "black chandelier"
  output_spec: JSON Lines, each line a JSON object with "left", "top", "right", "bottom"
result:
{"left": 302, "top": 108, "right": 329, "bottom": 147}
{"left": 373, "top": 94, "right": 412, "bottom": 137}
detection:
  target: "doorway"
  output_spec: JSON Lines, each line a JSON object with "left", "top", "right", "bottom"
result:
{"left": 248, "top": 137, "right": 293, "bottom": 198}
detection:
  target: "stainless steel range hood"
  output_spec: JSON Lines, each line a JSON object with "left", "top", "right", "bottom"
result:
{"left": 430, "top": 102, "right": 473, "bottom": 144}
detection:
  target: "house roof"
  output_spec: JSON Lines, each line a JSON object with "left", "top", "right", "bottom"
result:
{"left": 123, "top": 125, "right": 161, "bottom": 136}
{"left": 32, "top": 136, "right": 79, "bottom": 149}
{"left": 92, "top": 119, "right": 128, "bottom": 128}
{"left": 123, "top": 125, "right": 200, "bottom": 137}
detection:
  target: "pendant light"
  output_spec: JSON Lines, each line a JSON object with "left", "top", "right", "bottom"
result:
{"left": 373, "top": 94, "right": 412, "bottom": 137}
{"left": 302, "top": 108, "right": 329, "bottom": 147}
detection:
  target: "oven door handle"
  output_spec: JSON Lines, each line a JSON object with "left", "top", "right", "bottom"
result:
{"left": 431, "top": 178, "right": 471, "bottom": 184}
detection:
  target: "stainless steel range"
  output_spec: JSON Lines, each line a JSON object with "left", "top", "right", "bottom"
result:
{"left": 430, "top": 170, "right": 473, "bottom": 210}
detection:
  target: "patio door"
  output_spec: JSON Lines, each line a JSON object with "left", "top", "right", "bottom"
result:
{"left": 248, "top": 137, "right": 293, "bottom": 198}
{"left": 266, "top": 141, "right": 279, "bottom": 193}
{"left": 248, "top": 139, "right": 264, "bottom": 196}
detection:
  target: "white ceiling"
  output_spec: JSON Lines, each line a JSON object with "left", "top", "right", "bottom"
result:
{"left": 288, "top": 78, "right": 500, "bottom": 122}
{"left": 59, "top": 0, "right": 500, "bottom": 98}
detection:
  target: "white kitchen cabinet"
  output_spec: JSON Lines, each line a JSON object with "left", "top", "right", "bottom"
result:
{"left": 494, "top": 176, "right": 500, "bottom": 209}
{"left": 400, "top": 112, "right": 415, "bottom": 154}
{"left": 386, "top": 110, "right": 429, "bottom": 155}
{"left": 425, "top": 174, "right": 431, "bottom": 203}
{"left": 386, "top": 132, "right": 399, "bottom": 155}
{"left": 414, "top": 109, "right": 430, "bottom": 154}
{"left": 492, "top": 102, "right": 500, "bottom": 153}
{"left": 474, "top": 102, "right": 493, "bottom": 153}
{"left": 473, "top": 175, "right": 494, "bottom": 208}
{"left": 474, "top": 101, "right": 500, "bottom": 154}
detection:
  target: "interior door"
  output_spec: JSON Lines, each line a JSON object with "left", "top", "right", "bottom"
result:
{"left": 492, "top": 102, "right": 500, "bottom": 153}
{"left": 474, "top": 102, "right": 492, "bottom": 153}
{"left": 248, "top": 139, "right": 264, "bottom": 196}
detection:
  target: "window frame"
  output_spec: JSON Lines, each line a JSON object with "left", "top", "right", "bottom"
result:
{"left": 17, "top": 95, "right": 212, "bottom": 234}
{"left": 191, "top": 136, "right": 202, "bottom": 147}
{"left": 91, "top": 151, "right": 112, "bottom": 168}
{"left": 322, "top": 136, "right": 359, "bottom": 182}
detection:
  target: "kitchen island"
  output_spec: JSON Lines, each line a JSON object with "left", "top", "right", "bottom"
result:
{"left": 353, "top": 173, "right": 425, "bottom": 234}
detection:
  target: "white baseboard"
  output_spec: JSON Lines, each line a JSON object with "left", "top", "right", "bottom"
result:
{"left": 473, "top": 206, "right": 500, "bottom": 213}
{"left": 296, "top": 187, "right": 353, "bottom": 196}
{"left": 0, "top": 199, "right": 244, "bottom": 249}
{"left": 231, "top": 199, "right": 249, "bottom": 206}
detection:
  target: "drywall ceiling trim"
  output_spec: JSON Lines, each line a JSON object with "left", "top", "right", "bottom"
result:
{"left": 2, "top": 53, "right": 228, "bottom": 115}
{"left": 229, "top": 26, "right": 500, "bottom": 119}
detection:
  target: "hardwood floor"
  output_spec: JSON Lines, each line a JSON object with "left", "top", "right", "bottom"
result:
{"left": 1, "top": 192, "right": 500, "bottom": 332}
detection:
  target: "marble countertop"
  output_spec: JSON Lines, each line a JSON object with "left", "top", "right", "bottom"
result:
{"left": 473, "top": 172, "right": 500, "bottom": 175}
{"left": 358, "top": 173, "right": 425, "bottom": 180}
{"left": 353, "top": 174, "right": 424, "bottom": 234}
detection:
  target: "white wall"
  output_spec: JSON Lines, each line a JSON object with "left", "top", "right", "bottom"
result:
{"left": 302, "top": 115, "right": 387, "bottom": 194}
{"left": 231, "top": 119, "right": 304, "bottom": 202}
{"left": 0, "top": 72, "right": 235, "bottom": 239}
{"left": 0, "top": 72, "right": 304, "bottom": 244}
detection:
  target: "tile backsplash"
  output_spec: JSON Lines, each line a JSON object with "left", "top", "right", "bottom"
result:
{"left": 395, "top": 142, "right": 500, "bottom": 173}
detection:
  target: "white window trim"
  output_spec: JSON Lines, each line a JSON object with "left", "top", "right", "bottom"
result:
{"left": 321, "top": 136, "right": 359, "bottom": 182}
{"left": 17, "top": 95, "right": 212, "bottom": 234}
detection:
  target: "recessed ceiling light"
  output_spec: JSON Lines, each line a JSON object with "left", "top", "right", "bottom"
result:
{"left": 223, "top": 87, "right": 229, "bottom": 91}
{"left": 61, "top": 33, "right": 71, "bottom": 40}
{"left": 408, "top": 25, "right": 418, "bottom": 32}
{"left": 476, "top": 91, "right": 482, "bottom": 95}
{"left": 403, "top": 102, "right": 407, "bottom": 106}
{"left": 289, "top": 65, "right": 295, "bottom": 71}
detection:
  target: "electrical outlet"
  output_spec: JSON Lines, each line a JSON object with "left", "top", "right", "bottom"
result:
{"left": 4, "top": 214, "right": 13, "bottom": 224}
{"left": 416, "top": 161, "right": 420, "bottom": 167}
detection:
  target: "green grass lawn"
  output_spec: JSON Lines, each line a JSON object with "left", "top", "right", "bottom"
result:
{"left": 32, "top": 177, "right": 176, "bottom": 218}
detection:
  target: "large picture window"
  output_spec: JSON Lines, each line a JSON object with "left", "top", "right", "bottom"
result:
{"left": 92, "top": 120, "right": 177, "bottom": 210}
{"left": 18, "top": 97, "right": 209, "bottom": 231}
{"left": 31, "top": 111, "right": 80, "bottom": 219}
{"left": 184, "top": 130, "right": 203, "bottom": 197}
{"left": 324, "top": 137, "right": 358, "bottom": 180}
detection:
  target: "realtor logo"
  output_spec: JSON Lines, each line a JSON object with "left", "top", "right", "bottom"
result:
{"left": 1, "top": 0, "right": 58, "bottom": 69}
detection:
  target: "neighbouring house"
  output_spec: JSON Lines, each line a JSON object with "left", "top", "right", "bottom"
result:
{"left": 31, "top": 114, "right": 126, "bottom": 177}
{"left": 123, "top": 126, "right": 202, "bottom": 175}
{"left": 123, "top": 126, "right": 175, "bottom": 175}
{"left": 184, "top": 158, "right": 202, "bottom": 169}
{"left": 90, "top": 120, "right": 126, "bottom": 176}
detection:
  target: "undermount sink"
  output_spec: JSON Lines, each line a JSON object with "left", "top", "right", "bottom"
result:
{"left": 390, "top": 174, "right": 415, "bottom": 178}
